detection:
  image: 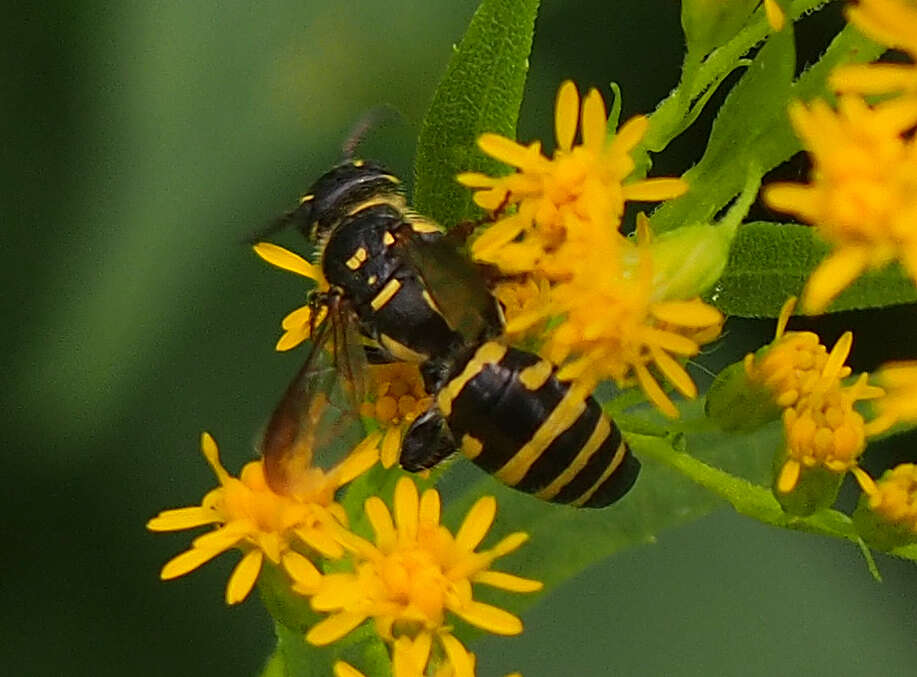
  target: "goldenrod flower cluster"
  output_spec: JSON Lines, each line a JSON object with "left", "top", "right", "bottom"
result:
{"left": 150, "top": 437, "right": 538, "bottom": 677}
{"left": 461, "top": 81, "right": 723, "bottom": 417}
{"left": 864, "top": 463, "right": 917, "bottom": 536}
{"left": 745, "top": 300, "right": 884, "bottom": 495}
{"left": 763, "top": 0, "right": 917, "bottom": 313}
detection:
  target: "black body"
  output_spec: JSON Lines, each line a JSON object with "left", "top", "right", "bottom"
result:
{"left": 268, "top": 159, "right": 638, "bottom": 508}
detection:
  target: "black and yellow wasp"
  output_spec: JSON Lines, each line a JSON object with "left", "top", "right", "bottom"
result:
{"left": 259, "top": 157, "right": 639, "bottom": 508}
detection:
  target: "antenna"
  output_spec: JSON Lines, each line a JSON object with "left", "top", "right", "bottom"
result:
{"left": 340, "top": 104, "right": 402, "bottom": 159}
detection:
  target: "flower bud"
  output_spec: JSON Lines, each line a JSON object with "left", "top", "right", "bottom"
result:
{"left": 853, "top": 464, "right": 917, "bottom": 551}
{"left": 648, "top": 224, "right": 733, "bottom": 301}
{"left": 772, "top": 458, "right": 844, "bottom": 516}
{"left": 705, "top": 360, "right": 782, "bottom": 432}
{"left": 682, "top": 0, "right": 758, "bottom": 57}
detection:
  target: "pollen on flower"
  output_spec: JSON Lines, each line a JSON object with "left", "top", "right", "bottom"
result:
{"left": 301, "top": 477, "right": 540, "bottom": 677}
{"left": 830, "top": 0, "right": 917, "bottom": 95}
{"left": 359, "top": 363, "right": 433, "bottom": 468}
{"left": 762, "top": 95, "right": 917, "bottom": 313}
{"left": 505, "top": 235, "right": 723, "bottom": 418}
{"left": 865, "top": 463, "right": 917, "bottom": 535}
{"left": 147, "top": 432, "right": 376, "bottom": 603}
{"left": 460, "top": 80, "right": 687, "bottom": 282}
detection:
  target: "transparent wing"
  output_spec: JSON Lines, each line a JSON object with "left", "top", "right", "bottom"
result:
{"left": 261, "top": 297, "right": 369, "bottom": 495}
{"left": 393, "top": 221, "right": 503, "bottom": 344}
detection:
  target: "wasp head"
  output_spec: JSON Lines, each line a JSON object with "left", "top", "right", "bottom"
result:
{"left": 294, "top": 160, "right": 403, "bottom": 243}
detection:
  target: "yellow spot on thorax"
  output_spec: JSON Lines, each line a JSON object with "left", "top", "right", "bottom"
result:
{"left": 437, "top": 342, "right": 507, "bottom": 417}
{"left": 518, "top": 361, "right": 553, "bottom": 390}
{"left": 383, "top": 231, "right": 396, "bottom": 246}
{"left": 370, "top": 278, "right": 402, "bottom": 311}
{"left": 345, "top": 247, "right": 368, "bottom": 270}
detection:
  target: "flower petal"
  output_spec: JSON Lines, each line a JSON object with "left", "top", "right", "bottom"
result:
{"left": 554, "top": 80, "right": 580, "bottom": 152}
{"left": 455, "top": 495, "right": 496, "bottom": 552}
{"left": 419, "top": 488, "right": 441, "bottom": 530}
{"left": 366, "top": 495, "right": 397, "bottom": 551}
{"left": 393, "top": 477, "right": 419, "bottom": 542}
{"left": 440, "top": 634, "right": 475, "bottom": 677}
{"left": 306, "top": 610, "right": 369, "bottom": 646}
{"left": 253, "top": 242, "right": 324, "bottom": 282}
{"left": 147, "top": 506, "right": 219, "bottom": 532}
{"left": 622, "top": 177, "right": 688, "bottom": 202}
{"left": 472, "top": 570, "right": 543, "bottom": 592}
{"left": 334, "top": 662, "right": 366, "bottom": 677}
{"left": 282, "top": 551, "right": 322, "bottom": 591}
{"left": 452, "top": 600, "right": 522, "bottom": 635}
{"left": 802, "top": 247, "right": 870, "bottom": 313}
{"left": 580, "top": 88, "right": 607, "bottom": 150}
{"left": 160, "top": 546, "right": 225, "bottom": 580}
{"left": 225, "top": 549, "right": 263, "bottom": 604}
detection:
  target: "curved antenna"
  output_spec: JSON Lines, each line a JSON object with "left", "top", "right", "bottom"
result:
{"left": 341, "top": 104, "right": 403, "bottom": 159}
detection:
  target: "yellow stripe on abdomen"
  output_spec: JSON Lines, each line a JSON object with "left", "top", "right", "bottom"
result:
{"left": 494, "top": 380, "right": 591, "bottom": 487}
{"left": 534, "top": 415, "right": 611, "bottom": 501}
{"left": 437, "top": 342, "right": 507, "bottom": 418}
{"left": 571, "top": 439, "right": 629, "bottom": 507}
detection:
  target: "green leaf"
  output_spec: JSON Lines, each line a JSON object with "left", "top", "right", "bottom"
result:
{"left": 442, "top": 403, "right": 780, "bottom": 611}
{"left": 681, "top": 0, "right": 758, "bottom": 60}
{"left": 652, "top": 19, "right": 885, "bottom": 233}
{"left": 653, "top": 25, "right": 796, "bottom": 232}
{"left": 413, "top": 0, "right": 540, "bottom": 227}
{"left": 707, "top": 222, "right": 917, "bottom": 317}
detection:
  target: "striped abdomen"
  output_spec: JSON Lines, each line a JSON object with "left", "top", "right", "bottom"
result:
{"left": 436, "top": 341, "right": 639, "bottom": 508}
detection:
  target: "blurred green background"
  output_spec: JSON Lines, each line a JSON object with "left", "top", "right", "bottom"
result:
{"left": 5, "top": 1, "right": 916, "bottom": 675}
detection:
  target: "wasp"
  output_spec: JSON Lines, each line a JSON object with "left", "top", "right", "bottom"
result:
{"left": 258, "top": 156, "right": 639, "bottom": 508}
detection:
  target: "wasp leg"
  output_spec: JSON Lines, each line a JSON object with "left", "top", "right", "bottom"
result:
{"left": 401, "top": 408, "right": 456, "bottom": 472}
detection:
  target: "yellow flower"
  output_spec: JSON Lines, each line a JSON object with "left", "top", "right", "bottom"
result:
{"left": 459, "top": 80, "right": 687, "bottom": 281}
{"left": 360, "top": 362, "right": 434, "bottom": 469}
{"left": 763, "top": 95, "right": 917, "bottom": 313}
{"left": 304, "top": 478, "right": 541, "bottom": 677}
{"left": 335, "top": 657, "right": 522, "bottom": 677}
{"left": 831, "top": 0, "right": 917, "bottom": 95}
{"left": 745, "top": 298, "right": 853, "bottom": 409}
{"left": 254, "top": 241, "right": 329, "bottom": 351}
{"left": 864, "top": 463, "right": 917, "bottom": 535}
{"left": 764, "top": 0, "right": 786, "bottom": 31}
{"left": 147, "top": 432, "right": 377, "bottom": 603}
{"left": 777, "top": 374, "right": 880, "bottom": 494}
{"left": 865, "top": 360, "right": 917, "bottom": 434}
{"left": 506, "top": 236, "right": 723, "bottom": 418}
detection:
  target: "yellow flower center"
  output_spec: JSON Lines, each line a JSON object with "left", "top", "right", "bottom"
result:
{"left": 362, "top": 363, "right": 432, "bottom": 426}
{"left": 782, "top": 387, "right": 866, "bottom": 470}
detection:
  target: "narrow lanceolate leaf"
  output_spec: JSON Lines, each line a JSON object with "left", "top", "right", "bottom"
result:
{"left": 706, "top": 222, "right": 917, "bottom": 317}
{"left": 653, "top": 25, "right": 795, "bottom": 232}
{"left": 413, "top": 0, "right": 540, "bottom": 227}
{"left": 653, "top": 20, "right": 884, "bottom": 233}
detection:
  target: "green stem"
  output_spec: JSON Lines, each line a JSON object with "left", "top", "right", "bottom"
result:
{"left": 630, "top": 432, "right": 866, "bottom": 546}
{"left": 645, "top": 0, "right": 834, "bottom": 153}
